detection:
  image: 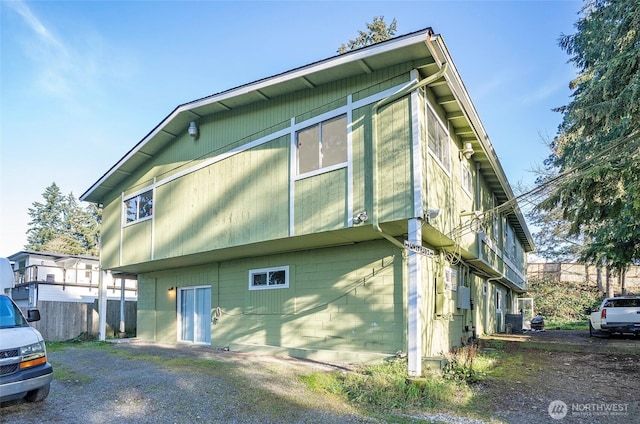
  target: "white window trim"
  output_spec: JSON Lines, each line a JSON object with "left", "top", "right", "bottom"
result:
{"left": 461, "top": 159, "right": 473, "bottom": 197}
{"left": 492, "top": 195, "right": 500, "bottom": 241}
{"left": 425, "top": 101, "right": 451, "bottom": 175}
{"left": 122, "top": 186, "right": 154, "bottom": 227}
{"left": 295, "top": 114, "right": 348, "bottom": 178}
{"left": 249, "top": 266, "right": 289, "bottom": 291}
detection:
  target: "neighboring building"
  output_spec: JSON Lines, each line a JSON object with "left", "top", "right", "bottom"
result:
{"left": 7, "top": 251, "right": 137, "bottom": 340}
{"left": 527, "top": 262, "right": 640, "bottom": 295}
{"left": 81, "top": 27, "right": 533, "bottom": 375}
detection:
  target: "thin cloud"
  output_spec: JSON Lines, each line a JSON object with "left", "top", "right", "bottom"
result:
{"left": 7, "top": 0, "right": 74, "bottom": 96}
{"left": 7, "top": 0, "right": 66, "bottom": 51}
{"left": 521, "top": 78, "right": 569, "bottom": 106}
{"left": 6, "top": 0, "right": 137, "bottom": 100}
{"left": 468, "top": 68, "right": 516, "bottom": 101}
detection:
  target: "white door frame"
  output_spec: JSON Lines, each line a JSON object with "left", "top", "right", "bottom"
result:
{"left": 177, "top": 285, "right": 211, "bottom": 345}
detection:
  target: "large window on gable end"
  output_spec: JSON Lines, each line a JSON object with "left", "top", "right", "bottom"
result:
{"left": 426, "top": 104, "right": 450, "bottom": 172}
{"left": 296, "top": 115, "right": 347, "bottom": 175}
{"left": 124, "top": 189, "right": 153, "bottom": 224}
{"left": 249, "top": 266, "right": 289, "bottom": 291}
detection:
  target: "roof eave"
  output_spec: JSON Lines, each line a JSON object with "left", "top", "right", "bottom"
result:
{"left": 426, "top": 34, "right": 535, "bottom": 252}
{"left": 80, "top": 27, "right": 435, "bottom": 204}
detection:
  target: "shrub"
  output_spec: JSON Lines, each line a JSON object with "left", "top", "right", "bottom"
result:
{"left": 525, "top": 276, "right": 603, "bottom": 322}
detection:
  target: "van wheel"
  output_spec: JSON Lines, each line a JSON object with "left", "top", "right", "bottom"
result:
{"left": 24, "top": 383, "right": 50, "bottom": 402}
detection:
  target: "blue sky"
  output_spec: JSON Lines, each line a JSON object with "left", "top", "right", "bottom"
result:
{"left": 0, "top": 0, "right": 581, "bottom": 256}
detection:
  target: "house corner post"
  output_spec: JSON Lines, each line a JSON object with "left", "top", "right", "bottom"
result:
{"left": 407, "top": 218, "right": 423, "bottom": 377}
{"left": 98, "top": 270, "right": 109, "bottom": 341}
{"left": 119, "top": 278, "right": 126, "bottom": 336}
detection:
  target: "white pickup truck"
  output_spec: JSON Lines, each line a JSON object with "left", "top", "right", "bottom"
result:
{"left": 589, "top": 296, "right": 640, "bottom": 337}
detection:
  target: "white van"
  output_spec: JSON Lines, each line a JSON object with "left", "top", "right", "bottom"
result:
{"left": 0, "top": 259, "right": 53, "bottom": 403}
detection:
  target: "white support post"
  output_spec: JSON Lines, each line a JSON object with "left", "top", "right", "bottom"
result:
{"left": 407, "top": 218, "right": 423, "bottom": 377}
{"left": 98, "top": 270, "right": 109, "bottom": 341}
{"left": 119, "top": 278, "right": 126, "bottom": 335}
{"left": 407, "top": 69, "right": 425, "bottom": 377}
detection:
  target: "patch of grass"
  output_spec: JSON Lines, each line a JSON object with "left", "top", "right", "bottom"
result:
{"left": 480, "top": 339, "right": 506, "bottom": 350}
{"left": 51, "top": 363, "right": 93, "bottom": 384}
{"left": 107, "top": 348, "right": 230, "bottom": 377}
{"left": 301, "top": 357, "right": 479, "bottom": 421}
{"left": 46, "top": 340, "right": 113, "bottom": 353}
{"left": 546, "top": 320, "right": 589, "bottom": 330}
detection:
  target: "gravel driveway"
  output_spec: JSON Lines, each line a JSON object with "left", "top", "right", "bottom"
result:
{"left": 2, "top": 332, "right": 638, "bottom": 423}
{"left": 481, "top": 330, "right": 640, "bottom": 424}
{"left": 1, "top": 341, "right": 373, "bottom": 424}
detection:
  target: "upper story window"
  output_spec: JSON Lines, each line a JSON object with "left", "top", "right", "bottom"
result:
{"left": 296, "top": 115, "right": 347, "bottom": 175}
{"left": 462, "top": 159, "right": 472, "bottom": 195}
{"left": 249, "top": 266, "right": 289, "bottom": 291}
{"left": 426, "top": 105, "right": 450, "bottom": 172}
{"left": 492, "top": 195, "right": 500, "bottom": 240}
{"left": 124, "top": 189, "right": 153, "bottom": 224}
{"left": 505, "top": 223, "right": 517, "bottom": 259}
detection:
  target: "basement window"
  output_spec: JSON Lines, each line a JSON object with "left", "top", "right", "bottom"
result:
{"left": 249, "top": 266, "right": 289, "bottom": 291}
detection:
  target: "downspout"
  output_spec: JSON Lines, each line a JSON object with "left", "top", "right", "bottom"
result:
{"left": 371, "top": 63, "right": 448, "bottom": 245}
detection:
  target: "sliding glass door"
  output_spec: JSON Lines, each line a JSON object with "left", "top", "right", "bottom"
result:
{"left": 177, "top": 286, "right": 211, "bottom": 344}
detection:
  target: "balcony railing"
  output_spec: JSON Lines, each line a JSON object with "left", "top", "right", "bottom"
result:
{"left": 13, "top": 265, "right": 137, "bottom": 292}
{"left": 478, "top": 233, "right": 527, "bottom": 291}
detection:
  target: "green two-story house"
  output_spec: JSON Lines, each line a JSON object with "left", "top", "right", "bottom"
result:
{"left": 81, "top": 27, "right": 533, "bottom": 376}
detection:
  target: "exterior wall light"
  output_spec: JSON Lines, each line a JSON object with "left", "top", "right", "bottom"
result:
{"left": 460, "top": 142, "right": 474, "bottom": 160}
{"left": 426, "top": 208, "right": 441, "bottom": 223}
{"left": 353, "top": 211, "right": 369, "bottom": 224}
{"left": 168, "top": 286, "right": 175, "bottom": 292}
{"left": 188, "top": 121, "right": 198, "bottom": 138}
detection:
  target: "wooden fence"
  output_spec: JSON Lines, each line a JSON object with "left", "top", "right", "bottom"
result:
{"left": 28, "top": 299, "right": 137, "bottom": 341}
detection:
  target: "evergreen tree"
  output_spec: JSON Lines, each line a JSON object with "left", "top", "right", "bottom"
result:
{"left": 338, "top": 16, "right": 397, "bottom": 54}
{"left": 77, "top": 203, "right": 102, "bottom": 256}
{"left": 26, "top": 182, "right": 66, "bottom": 251}
{"left": 25, "top": 183, "right": 101, "bottom": 255}
{"left": 538, "top": 0, "right": 640, "bottom": 268}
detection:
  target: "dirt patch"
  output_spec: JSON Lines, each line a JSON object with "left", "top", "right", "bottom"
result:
{"left": 479, "top": 330, "right": 640, "bottom": 423}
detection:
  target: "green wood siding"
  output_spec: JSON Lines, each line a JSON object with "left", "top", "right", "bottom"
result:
{"left": 377, "top": 97, "right": 413, "bottom": 222}
{"left": 136, "top": 276, "right": 156, "bottom": 341}
{"left": 351, "top": 106, "right": 371, "bottom": 215}
{"left": 294, "top": 168, "right": 348, "bottom": 235}
{"left": 138, "top": 240, "right": 406, "bottom": 357}
{"left": 422, "top": 91, "right": 476, "bottom": 248}
{"left": 100, "top": 196, "right": 122, "bottom": 269}
{"left": 122, "top": 220, "right": 152, "bottom": 264}
{"left": 153, "top": 136, "right": 290, "bottom": 259}
{"left": 101, "top": 62, "right": 432, "bottom": 268}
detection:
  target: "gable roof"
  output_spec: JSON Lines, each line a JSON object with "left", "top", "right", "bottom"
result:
{"left": 80, "top": 27, "right": 534, "bottom": 252}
